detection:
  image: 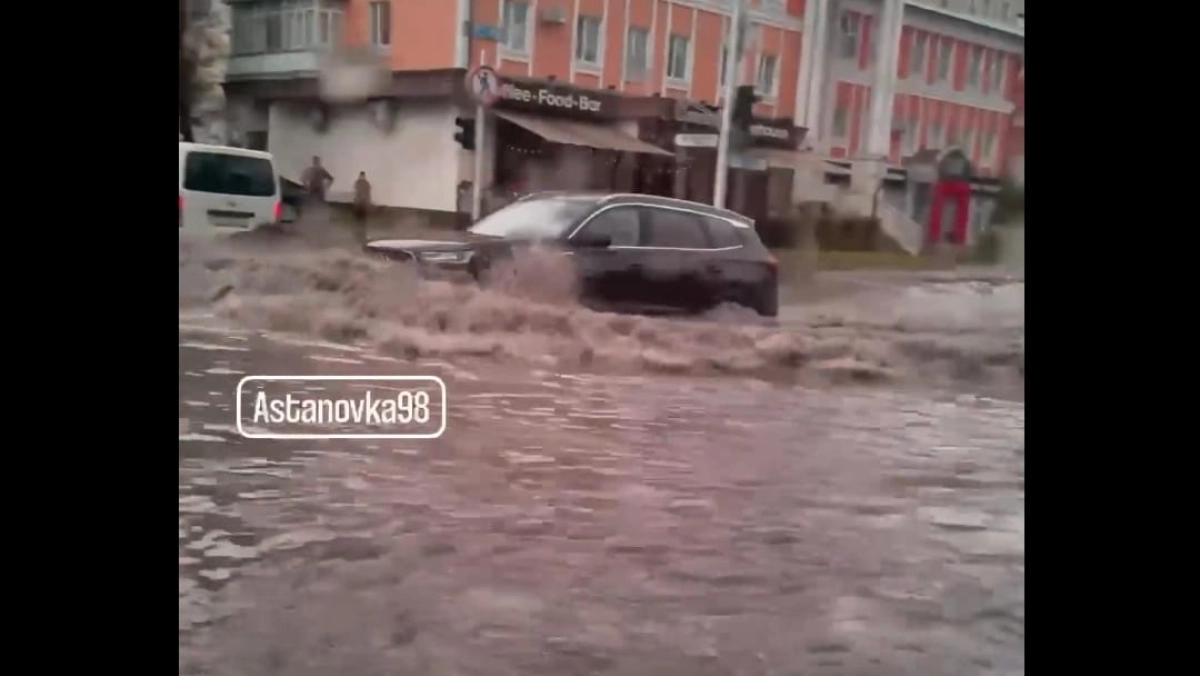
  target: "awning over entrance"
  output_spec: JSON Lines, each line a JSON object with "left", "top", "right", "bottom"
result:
{"left": 494, "top": 110, "right": 672, "bottom": 157}
{"left": 741, "top": 147, "right": 824, "bottom": 170}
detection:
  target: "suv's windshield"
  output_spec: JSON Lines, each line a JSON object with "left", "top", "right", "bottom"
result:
{"left": 469, "top": 197, "right": 597, "bottom": 240}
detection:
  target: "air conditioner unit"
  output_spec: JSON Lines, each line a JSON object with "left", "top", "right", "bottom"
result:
{"left": 540, "top": 6, "right": 567, "bottom": 24}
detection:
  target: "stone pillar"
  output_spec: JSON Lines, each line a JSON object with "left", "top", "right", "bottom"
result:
{"left": 865, "top": 0, "right": 904, "bottom": 158}
{"left": 801, "top": 0, "right": 832, "bottom": 145}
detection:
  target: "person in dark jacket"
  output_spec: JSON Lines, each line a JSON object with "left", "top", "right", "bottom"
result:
{"left": 352, "top": 171, "right": 372, "bottom": 244}
{"left": 301, "top": 156, "right": 334, "bottom": 202}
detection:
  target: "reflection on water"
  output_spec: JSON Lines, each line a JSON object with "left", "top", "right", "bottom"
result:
{"left": 179, "top": 327, "right": 1024, "bottom": 676}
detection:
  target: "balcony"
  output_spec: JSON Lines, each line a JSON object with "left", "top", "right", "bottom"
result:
{"left": 227, "top": 0, "right": 346, "bottom": 80}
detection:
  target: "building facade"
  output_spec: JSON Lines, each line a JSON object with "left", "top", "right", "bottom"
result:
{"left": 219, "top": 0, "right": 1024, "bottom": 234}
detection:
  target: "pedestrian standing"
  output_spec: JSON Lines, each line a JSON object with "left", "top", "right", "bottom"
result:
{"left": 301, "top": 155, "right": 334, "bottom": 202}
{"left": 353, "top": 171, "right": 372, "bottom": 245}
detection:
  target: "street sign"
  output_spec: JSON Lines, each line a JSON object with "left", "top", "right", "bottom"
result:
{"left": 471, "top": 24, "right": 501, "bottom": 41}
{"left": 465, "top": 65, "right": 501, "bottom": 107}
{"left": 674, "top": 133, "right": 719, "bottom": 148}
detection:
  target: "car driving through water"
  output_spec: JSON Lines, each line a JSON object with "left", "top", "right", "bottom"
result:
{"left": 366, "top": 192, "right": 780, "bottom": 317}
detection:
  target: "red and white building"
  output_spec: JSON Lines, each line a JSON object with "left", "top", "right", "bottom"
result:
{"left": 220, "top": 0, "right": 1024, "bottom": 241}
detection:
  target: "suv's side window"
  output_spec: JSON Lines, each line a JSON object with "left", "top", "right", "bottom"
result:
{"left": 644, "top": 208, "right": 710, "bottom": 249}
{"left": 576, "top": 207, "right": 641, "bottom": 246}
{"left": 702, "top": 216, "right": 743, "bottom": 249}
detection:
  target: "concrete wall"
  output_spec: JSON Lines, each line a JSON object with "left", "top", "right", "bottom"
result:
{"left": 994, "top": 222, "right": 1023, "bottom": 270}
{"left": 266, "top": 100, "right": 463, "bottom": 212}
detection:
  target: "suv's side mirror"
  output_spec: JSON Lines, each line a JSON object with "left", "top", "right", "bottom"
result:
{"left": 575, "top": 233, "right": 611, "bottom": 249}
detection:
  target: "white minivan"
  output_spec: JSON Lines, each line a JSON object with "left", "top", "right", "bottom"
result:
{"left": 179, "top": 142, "right": 282, "bottom": 235}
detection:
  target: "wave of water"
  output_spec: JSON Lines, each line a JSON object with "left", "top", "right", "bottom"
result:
{"left": 179, "top": 234, "right": 1024, "bottom": 396}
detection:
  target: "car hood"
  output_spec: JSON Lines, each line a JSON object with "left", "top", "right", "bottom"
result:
{"left": 366, "top": 238, "right": 474, "bottom": 253}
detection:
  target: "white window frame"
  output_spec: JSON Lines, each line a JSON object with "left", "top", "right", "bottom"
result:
{"left": 575, "top": 15, "right": 603, "bottom": 68}
{"left": 910, "top": 32, "right": 927, "bottom": 79}
{"left": 368, "top": 1, "right": 390, "bottom": 49}
{"left": 904, "top": 114, "right": 919, "bottom": 155}
{"left": 967, "top": 46, "right": 983, "bottom": 87}
{"left": 992, "top": 53, "right": 1006, "bottom": 92}
{"left": 929, "top": 121, "right": 944, "bottom": 148}
{"left": 625, "top": 26, "right": 650, "bottom": 80}
{"left": 831, "top": 104, "right": 849, "bottom": 140}
{"left": 937, "top": 40, "right": 952, "bottom": 83}
{"left": 982, "top": 128, "right": 997, "bottom": 166}
{"left": 755, "top": 53, "right": 779, "bottom": 99}
{"left": 666, "top": 34, "right": 691, "bottom": 82}
{"left": 501, "top": 0, "right": 531, "bottom": 55}
{"left": 838, "top": 13, "right": 860, "bottom": 60}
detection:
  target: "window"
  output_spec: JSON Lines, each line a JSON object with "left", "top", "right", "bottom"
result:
{"left": 187, "top": 0, "right": 212, "bottom": 21}
{"left": 911, "top": 33, "right": 927, "bottom": 78}
{"left": 756, "top": 54, "right": 778, "bottom": 97}
{"left": 937, "top": 40, "right": 952, "bottom": 82}
{"left": 904, "top": 115, "right": 919, "bottom": 155}
{"left": 667, "top": 34, "right": 691, "bottom": 81}
{"left": 929, "top": 122, "right": 944, "bottom": 148}
{"left": 702, "top": 216, "right": 743, "bottom": 249}
{"left": 982, "top": 0, "right": 991, "bottom": 15}
{"left": 579, "top": 208, "right": 641, "bottom": 247}
{"left": 838, "top": 13, "right": 860, "bottom": 59}
{"left": 967, "top": 47, "right": 982, "bottom": 87}
{"left": 982, "top": 129, "right": 997, "bottom": 164}
{"left": 1001, "top": 1, "right": 1011, "bottom": 20}
{"left": 264, "top": 11, "right": 282, "bottom": 51}
{"left": 470, "top": 197, "right": 597, "bottom": 239}
{"left": 576, "top": 15, "right": 602, "bottom": 66}
{"left": 232, "top": 2, "right": 342, "bottom": 54}
{"left": 626, "top": 27, "right": 650, "bottom": 79}
{"left": 645, "top": 209, "right": 708, "bottom": 248}
{"left": 501, "top": 0, "right": 530, "bottom": 53}
{"left": 183, "top": 152, "right": 276, "bottom": 198}
{"left": 369, "top": 1, "right": 390, "bottom": 47}
{"left": 831, "top": 105, "right": 849, "bottom": 139}
{"left": 992, "top": 54, "right": 1006, "bottom": 91}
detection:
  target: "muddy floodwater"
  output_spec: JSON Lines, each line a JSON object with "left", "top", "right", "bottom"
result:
{"left": 179, "top": 234, "right": 1024, "bottom": 675}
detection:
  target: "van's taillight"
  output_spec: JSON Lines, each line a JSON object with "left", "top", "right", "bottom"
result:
{"left": 766, "top": 253, "right": 778, "bottom": 269}
{"left": 273, "top": 201, "right": 282, "bottom": 222}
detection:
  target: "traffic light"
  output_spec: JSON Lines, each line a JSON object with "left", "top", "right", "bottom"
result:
{"left": 732, "top": 84, "right": 759, "bottom": 129}
{"left": 454, "top": 116, "right": 476, "bottom": 150}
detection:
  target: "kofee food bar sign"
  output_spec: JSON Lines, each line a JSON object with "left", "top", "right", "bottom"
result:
{"left": 485, "top": 77, "right": 617, "bottom": 120}
{"left": 501, "top": 83, "right": 603, "bottom": 113}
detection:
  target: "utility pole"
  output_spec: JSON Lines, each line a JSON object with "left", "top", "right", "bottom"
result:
{"left": 713, "top": 0, "right": 745, "bottom": 210}
{"left": 471, "top": 50, "right": 487, "bottom": 222}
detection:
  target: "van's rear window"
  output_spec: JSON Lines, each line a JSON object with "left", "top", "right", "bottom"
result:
{"left": 184, "top": 152, "right": 276, "bottom": 197}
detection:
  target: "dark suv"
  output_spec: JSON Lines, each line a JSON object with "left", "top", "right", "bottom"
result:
{"left": 366, "top": 192, "right": 779, "bottom": 317}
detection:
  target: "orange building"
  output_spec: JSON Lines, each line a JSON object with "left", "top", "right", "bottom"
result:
{"left": 221, "top": 0, "right": 1023, "bottom": 241}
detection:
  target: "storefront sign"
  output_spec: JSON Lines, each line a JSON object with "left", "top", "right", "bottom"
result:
{"left": 745, "top": 118, "right": 802, "bottom": 150}
{"left": 674, "top": 133, "right": 719, "bottom": 148}
{"left": 748, "top": 124, "right": 789, "bottom": 141}
{"left": 487, "top": 76, "right": 619, "bottom": 120}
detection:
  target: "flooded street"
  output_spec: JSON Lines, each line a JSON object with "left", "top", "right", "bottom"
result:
{"left": 179, "top": 236, "right": 1024, "bottom": 675}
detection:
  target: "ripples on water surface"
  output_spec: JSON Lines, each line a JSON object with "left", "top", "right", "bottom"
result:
{"left": 179, "top": 235, "right": 1023, "bottom": 675}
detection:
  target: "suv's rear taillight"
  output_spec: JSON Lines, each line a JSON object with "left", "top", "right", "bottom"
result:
{"left": 273, "top": 201, "right": 282, "bottom": 222}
